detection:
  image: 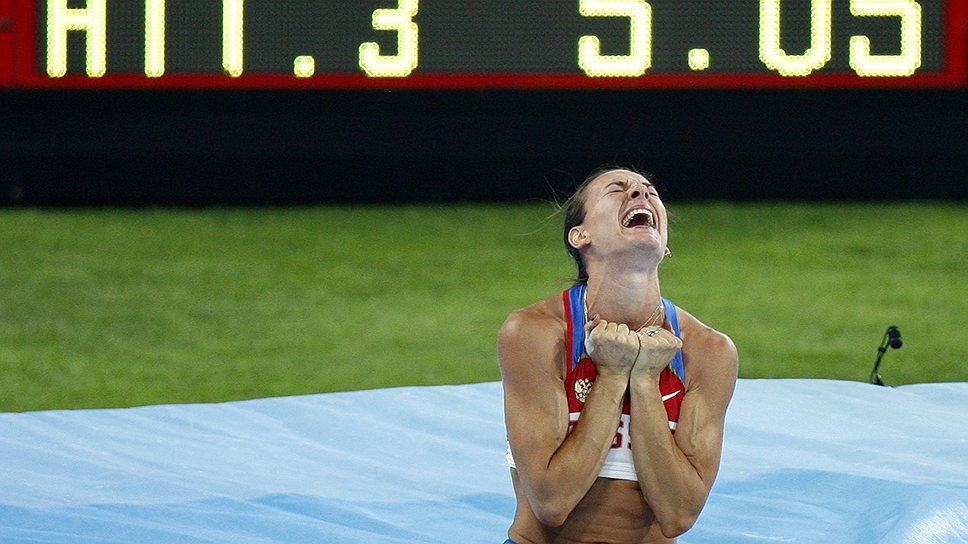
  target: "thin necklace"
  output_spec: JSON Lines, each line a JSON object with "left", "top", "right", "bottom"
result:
{"left": 634, "top": 300, "right": 664, "bottom": 331}
{"left": 584, "top": 290, "right": 664, "bottom": 331}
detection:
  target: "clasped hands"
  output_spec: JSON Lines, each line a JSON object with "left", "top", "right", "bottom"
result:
{"left": 584, "top": 317, "right": 682, "bottom": 380}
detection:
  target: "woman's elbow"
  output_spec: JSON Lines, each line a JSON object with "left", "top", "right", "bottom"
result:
{"left": 659, "top": 511, "right": 700, "bottom": 539}
{"left": 529, "top": 497, "right": 573, "bottom": 528}
{"left": 536, "top": 511, "right": 569, "bottom": 528}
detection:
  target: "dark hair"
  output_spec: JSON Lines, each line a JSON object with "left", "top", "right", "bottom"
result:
{"left": 562, "top": 165, "right": 656, "bottom": 285}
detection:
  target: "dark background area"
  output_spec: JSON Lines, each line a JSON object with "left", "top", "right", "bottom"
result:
{"left": 1, "top": 87, "right": 966, "bottom": 205}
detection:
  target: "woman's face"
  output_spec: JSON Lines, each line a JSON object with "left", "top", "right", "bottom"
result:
{"left": 569, "top": 169, "right": 669, "bottom": 263}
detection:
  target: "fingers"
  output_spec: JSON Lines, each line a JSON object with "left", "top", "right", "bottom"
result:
{"left": 586, "top": 318, "right": 634, "bottom": 342}
{"left": 593, "top": 320, "right": 633, "bottom": 340}
{"left": 637, "top": 326, "right": 683, "bottom": 349}
{"left": 630, "top": 326, "right": 682, "bottom": 377}
{"left": 584, "top": 313, "right": 600, "bottom": 336}
{"left": 588, "top": 321, "right": 678, "bottom": 351}
{"left": 584, "top": 318, "right": 638, "bottom": 367}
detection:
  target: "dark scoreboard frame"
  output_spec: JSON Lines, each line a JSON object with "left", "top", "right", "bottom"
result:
{"left": 0, "top": 0, "right": 966, "bottom": 89}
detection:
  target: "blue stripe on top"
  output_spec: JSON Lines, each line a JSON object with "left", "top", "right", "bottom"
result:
{"left": 662, "top": 297, "right": 686, "bottom": 385}
{"left": 568, "top": 284, "right": 686, "bottom": 387}
{"left": 568, "top": 284, "right": 588, "bottom": 369}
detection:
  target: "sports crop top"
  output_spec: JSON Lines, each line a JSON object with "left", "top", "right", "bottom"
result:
{"left": 506, "top": 284, "right": 687, "bottom": 481}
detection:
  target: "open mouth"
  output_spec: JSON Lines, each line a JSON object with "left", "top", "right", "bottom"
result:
{"left": 621, "top": 208, "right": 655, "bottom": 229}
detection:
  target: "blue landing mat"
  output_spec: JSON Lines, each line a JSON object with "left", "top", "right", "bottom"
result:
{"left": 1, "top": 379, "right": 967, "bottom": 543}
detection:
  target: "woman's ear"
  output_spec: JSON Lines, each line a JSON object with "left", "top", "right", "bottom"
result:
{"left": 568, "top": 226, "right": 588, "bottom": 249}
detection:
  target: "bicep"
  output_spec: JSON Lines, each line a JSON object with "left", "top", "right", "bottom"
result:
{"left": 672, "top": 390, "right": 726, "bottom": 486}
{"left": 499, "top": 314, "right": 570, "bottom": 474}
{"left": 503, "top": 379, "right": 569, "bottom": 473}
{"left": 674, "top": 339, "right": 738, "bottom": 487}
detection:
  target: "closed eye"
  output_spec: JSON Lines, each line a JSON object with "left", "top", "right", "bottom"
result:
{"left": 601, "top": 181, "right": 626, "bottom": 196}
{"left": 608, "top": 182, "right": 625, "bottom": 191}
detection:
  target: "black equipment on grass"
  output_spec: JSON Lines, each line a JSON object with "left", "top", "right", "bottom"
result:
{"left": 870, "top": 326, "right": 903, "bottom": 386}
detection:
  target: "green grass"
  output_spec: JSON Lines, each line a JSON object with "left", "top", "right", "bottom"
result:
{"left": 1, "top": 203, "right": 965, "bottom": 412}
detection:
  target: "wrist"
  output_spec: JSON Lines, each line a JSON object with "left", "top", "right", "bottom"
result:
{"left": 631, "top": 334, "right": 643, "bottom": 367}
{"left": 629, "top": 367, "right": 661, "bottom": 387}
{"left": 593, "top": 370, "right": 632, "bottom": 388}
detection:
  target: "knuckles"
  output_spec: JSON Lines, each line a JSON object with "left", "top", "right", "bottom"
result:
{"left": 588, "top": 321, "right": 683, "bottom": 354}
{"left": 591, "top": 322, "right": 638, "bottom": 346}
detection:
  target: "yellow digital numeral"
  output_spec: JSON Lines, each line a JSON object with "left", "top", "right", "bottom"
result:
{"left": 849, "top": 0, "right": 921, "bottom": 76}
{"left": 293, "top": 55, "right": 315, "bottom": 78}
{"left": 145, "top": 0, "right": 165, "bottom": 77}
{"left": 759, "top": 0, "right": 832, "bottom": 76}
{"left": 688, "top": 48, "right": 710, "bottom": 71}
{"left": 578, "top": 0, "right": 651, "bottom": 77}
{"left": 223, "top": 0, "right": 244, "bottom": 77}
{"left": 46, "top": 0, "right": 107, "bottom": 77}
{"left": 359, "top": 0, "right": 419, "bottom": 77}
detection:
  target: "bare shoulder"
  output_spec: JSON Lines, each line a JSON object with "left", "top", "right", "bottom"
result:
{"left": 673, "top": 305, "right": 739, "bottom": 397}
{"left": 498, "top": 293, "right": 569, "bottom": 381}
{"left": 499, "top": 294, "right": 564, "bottom": 343}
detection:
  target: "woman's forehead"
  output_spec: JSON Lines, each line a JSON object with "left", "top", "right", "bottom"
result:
{"left": 589, "top": 169, "right": 652, "bottom": 189}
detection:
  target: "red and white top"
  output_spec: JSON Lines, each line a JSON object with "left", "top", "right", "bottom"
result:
{"left": 507, "top": 285, "right": 686, "bottom": 481}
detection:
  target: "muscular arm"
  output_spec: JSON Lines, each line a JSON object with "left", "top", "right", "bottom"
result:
{"left": 629, "top": 316, "right": 738, "bottom": 538}
{"left": 499, "top": 306, "right": 630, "bottom": 527}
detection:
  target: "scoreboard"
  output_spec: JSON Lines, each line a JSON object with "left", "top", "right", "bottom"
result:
{"left": 0, "top": 0, "right": 965, "bottom": 89}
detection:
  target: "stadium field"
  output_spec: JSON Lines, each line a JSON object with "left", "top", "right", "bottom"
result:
{"left": 1, "top": 202, "right": 965, "bottom": 412}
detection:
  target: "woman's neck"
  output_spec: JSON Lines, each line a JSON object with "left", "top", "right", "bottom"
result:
{"left": 583, "top": 268, "right": 662, "bottom": 328}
